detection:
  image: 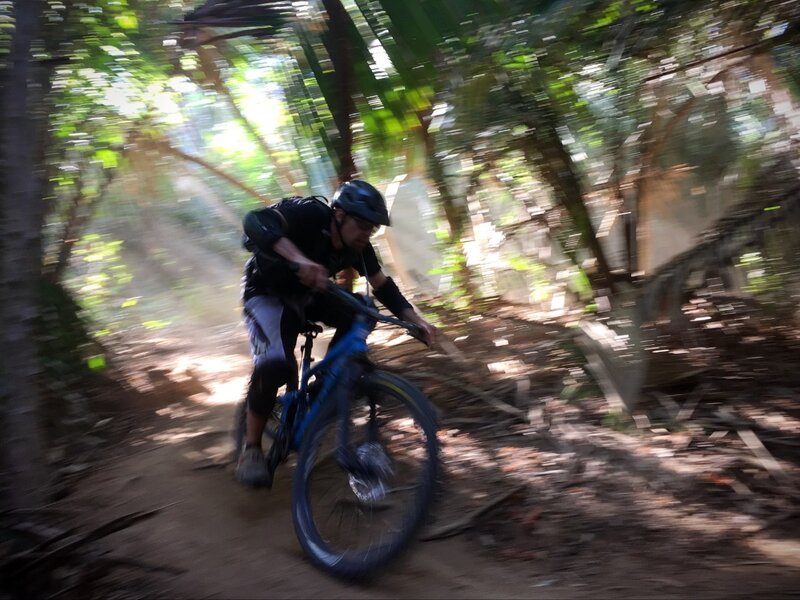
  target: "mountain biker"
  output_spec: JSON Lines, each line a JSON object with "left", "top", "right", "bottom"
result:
{"left": 237, "top": 179, "right": 436, "bottom": 487}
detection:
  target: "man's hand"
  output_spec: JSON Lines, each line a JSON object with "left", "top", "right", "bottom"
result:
{"left": 271, "top": 238, "right": 329, "bottom": 290}
{"left": 401, "top": 309, "right": 437, "bottom": 346}
{"left": 296, "top": 259, "right": 330, "bottom": 290}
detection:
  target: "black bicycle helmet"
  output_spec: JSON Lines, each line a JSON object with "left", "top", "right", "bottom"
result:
{"left": 331, "top": 179, "right": 391, "bottom": 226}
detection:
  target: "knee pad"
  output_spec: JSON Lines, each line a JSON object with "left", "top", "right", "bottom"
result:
{"left": 246, "top": 358, "right": 296, "bottom": 416}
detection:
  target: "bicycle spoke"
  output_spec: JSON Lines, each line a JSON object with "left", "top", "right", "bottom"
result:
{"left": 304, "top": 394, "right": 426, "bottom": 550}
{"left": 293, "top": 370, "right": 438, "bottom": 578}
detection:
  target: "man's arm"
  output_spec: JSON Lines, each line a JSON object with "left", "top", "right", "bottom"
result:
{"left": 273, "top": 237, "right": 329, "bottom": 290}
{"left": 243, "top": 206, "right": 328, "bottom": 290}
{"left": 242, "top": 207, "right": 286, "bottom": 253}
{"left": 368, "top": 270, "right": 436, "bottom": 344}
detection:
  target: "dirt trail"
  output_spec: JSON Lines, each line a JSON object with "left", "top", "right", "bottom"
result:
{"left": 65, "top": 318, "right": 800, "bottom": 599}
{"left": 80, "top": 426, "right": 548, "bottom": 599}
{"left": 66, "top": 325, "right": 553, "bottom": 599}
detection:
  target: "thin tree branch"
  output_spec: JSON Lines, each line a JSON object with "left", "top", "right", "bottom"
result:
{"left": 181, "top": 26, "right": 279, "bottom": 48}
{"left": 194, "top": 42, "right": 300, "bottom": 191}
{"left": 151, "top": 138, "right": 272, "bottom": 204}
{"left": 643, "top": 26, "right": 798, "bottom": 83}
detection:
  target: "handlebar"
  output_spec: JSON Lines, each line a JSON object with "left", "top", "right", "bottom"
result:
{"left": 326, "top": 284, "right": 427, "bottom": 344}
{"left": 280, "top": 258, "right": 426, "bottom": 344}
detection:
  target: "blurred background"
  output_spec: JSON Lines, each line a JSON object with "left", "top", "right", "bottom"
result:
{"left": 1, "top": 0, "right": 800, "bottom": 597}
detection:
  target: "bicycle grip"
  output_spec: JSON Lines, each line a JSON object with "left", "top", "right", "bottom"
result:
{"left": 405, "top": 323, "right": 426, "bottom": 344}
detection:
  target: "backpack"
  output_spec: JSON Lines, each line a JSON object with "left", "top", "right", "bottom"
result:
{"left": 242, "top": 195, "right": 330, "bottom": 254}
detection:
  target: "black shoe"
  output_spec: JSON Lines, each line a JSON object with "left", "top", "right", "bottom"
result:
{"left": 235, "top": 447, "right": 273, "bottom": 488}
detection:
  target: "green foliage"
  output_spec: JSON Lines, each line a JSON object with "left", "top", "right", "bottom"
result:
{"left": 36, "top": 279, "right": 96, "bottom": 374}
{"left": 559, "top": 379, "right": 602, "bottom": 404}
{"left": 602, "top": 410, "right": 635, "bottom": 432}
{"left": 39, "top": 0, "right": 186, "bottom": 282}
{"left": 65, "top": 233, "right": 137, "bottom": 334}
{"left": 430, "top": 262, "right": 470, "bottom": 310}
{"left": 26, "top": 0, "right": 800, "bottom": 320}
{"left": 570, "top": 269, "right": 593, "bottom": 301}
{"left": 735, "top": 248, "right": 797, "bottom": 319}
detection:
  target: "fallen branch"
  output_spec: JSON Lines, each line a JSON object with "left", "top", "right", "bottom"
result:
{"left": 97, "top": 554, "right": 187, "bottom": 575}
{"left": 736, "top": 428, "right": 785, "bottom": 479}
{"left": 758, "top": 437, "right": 800, "bottom": 448}
{"left": 434, "top": 335, "right": 471, "bottom": 366}
{"left": 10, "top": 502, "right": 182, "bottom": 576}
{"left": 676, "top": 382, "right": 711, "bottom": 422}
{"left": 420, "top": 484, "right": 527, "bottom": 541}
{"left": 192, "top": 458, "right": 230, "bottom": 470}
{"left": 44, "top": 549, "right": 185, "bottom": 600}
{"left": 8, "top": 522, "right": 70, "bottom": 542}
{"left": 1, "top": 506, "right": 82, "bottom": 518}
{"left": 751, "top": 509, "right": 800, "bottom": 534}
{"left": 411, "top": 370, "right": 526, "bottom": 420}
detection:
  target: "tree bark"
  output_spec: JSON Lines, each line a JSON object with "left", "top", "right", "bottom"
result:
{"left": 317, "top": 0, "right": 359, "bottom": 289}
{"left": 0, "top": 0, "right": 47, "bottom": 510}
{"left": 526, "top": 122, "right": 615, "bottom": 292}
{"left": 502, "top": 75, "right": 614, "bottom": 292}
{"left": 750, "top": 52, "right": 800, "bottom": 155}
{"left": 320, "top": 0, "right": 357, "bottom": 182}
{"left": 636, "top": 68, "right": 730, "bottom": 272}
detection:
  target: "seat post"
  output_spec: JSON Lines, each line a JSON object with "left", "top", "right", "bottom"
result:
{"left": 299, "top": 322, "right": 321, "bottom": 379}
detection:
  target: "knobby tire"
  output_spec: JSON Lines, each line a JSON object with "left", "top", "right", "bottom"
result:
{"left": 291, "top": 370, "right": 439, "bottom": 579}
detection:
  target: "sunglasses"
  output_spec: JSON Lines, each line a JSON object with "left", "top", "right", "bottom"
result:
{"left": 348, "top": 214, "right": 379, "bottom": 236}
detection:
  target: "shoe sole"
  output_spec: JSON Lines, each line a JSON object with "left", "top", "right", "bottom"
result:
{"left": 236, "top": 471, "right": 274, "bottom": 489}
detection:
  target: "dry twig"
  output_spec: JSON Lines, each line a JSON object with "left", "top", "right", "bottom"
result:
{"left": 411, "top": 370, "right": 526, "bottom": 420}
{"left": 420, "top": 484, "right": 527, "bottom": 541}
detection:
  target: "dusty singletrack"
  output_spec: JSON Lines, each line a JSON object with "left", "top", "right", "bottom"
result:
{"left": 66, "top": 325, "right": 552, "bottom": 599}
{"left": 64, "top": 316, "right": 800, "bottom": 599}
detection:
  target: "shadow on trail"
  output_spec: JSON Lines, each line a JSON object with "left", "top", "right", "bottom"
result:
{"left": 366, "top": 307, "right": 800, "bottom": 598}
{"left": 56, "top": 311, "right": 800, "bottom": 599}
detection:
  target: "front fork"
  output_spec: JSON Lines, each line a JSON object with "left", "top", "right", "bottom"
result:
{"left": 334, "top": 358, "right": 378, "bottom": 475}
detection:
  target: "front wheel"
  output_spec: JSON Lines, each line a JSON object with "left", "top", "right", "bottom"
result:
{"left": 292, "top": 370, "right": 439, "bottom": 579}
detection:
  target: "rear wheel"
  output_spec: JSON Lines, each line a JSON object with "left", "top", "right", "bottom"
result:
{"left": 292, "top": 370, "right": 439, "bottom": 579}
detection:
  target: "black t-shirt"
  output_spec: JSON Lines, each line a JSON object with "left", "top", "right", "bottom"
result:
{"left": 241, "top": 196, "right": 382, "bottom": 301}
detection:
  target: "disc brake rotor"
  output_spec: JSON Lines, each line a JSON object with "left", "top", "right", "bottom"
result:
{"left": 348, "top": 441, "right": 393, "bottom": 504}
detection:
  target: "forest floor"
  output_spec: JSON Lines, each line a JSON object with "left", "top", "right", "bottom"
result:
{"left": 37, "top": 297, "right": 800, "bottom": 599}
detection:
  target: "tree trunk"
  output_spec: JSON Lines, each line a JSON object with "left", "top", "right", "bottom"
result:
{"left": 320, "top": 0, "right": 357, "bottom": 182}
{"left": 0, "top": 0, "right": 47, "bottom": 510}
{"left": 503, "top": 73, "right": 614, "bottom": 292}
{"left": 750, "top": 51, "right": 800, "bottom": 155}
{"left": 636, "top": 68, "right": 729, "bottom": 273}
{"left": 318, "top": 0, "right": 360, "bottom": 289}
{"left": 526, "top": 122, "right": 615, "bottom": 292}
{"left": 418, "top": 109, "right": 477, "bottom": 299}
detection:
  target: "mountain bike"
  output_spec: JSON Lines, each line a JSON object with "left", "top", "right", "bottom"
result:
{"left": 233, "top": 285, "right": 439, "bottom": 579}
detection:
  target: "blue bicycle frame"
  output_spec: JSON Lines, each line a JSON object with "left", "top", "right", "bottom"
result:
{"left": 269, "top": 302, "right": 373, "bottom": 454}
{"left": 266, "top": 284, "right": 424, "bottom": 476}
{"left": 254, "top": 283, "right": 437, "bottom": 579}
